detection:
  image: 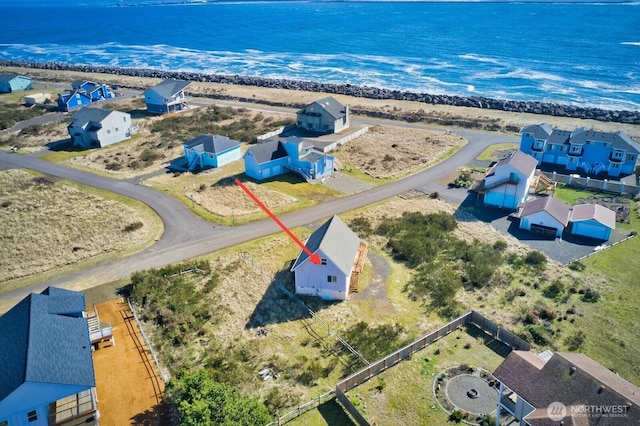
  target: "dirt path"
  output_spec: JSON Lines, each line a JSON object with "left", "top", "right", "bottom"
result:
{"left": 92, "top": 299, "right": 170, "bottom": 426}
{"left": 351, "top": 251, "right": 394, "bottom": 314}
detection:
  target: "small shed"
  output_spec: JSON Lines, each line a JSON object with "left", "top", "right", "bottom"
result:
{"left": 570, "top": 204, "right": 616, "bottom": 241}
{"left": 183, "top": 134, "right": 242, "bottom": 171}
{"left": 23, "top": 92, "right": 51, "bottom": 106}
{"left": 517, "top": 196, "right": 570, "bottom": 238}
{"left": 0, "top": 74, "right": 32, "bottom": 93}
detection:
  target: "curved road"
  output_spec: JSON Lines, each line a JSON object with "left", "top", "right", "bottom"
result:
{"left": 0, "top": 118, "right": 517, "bottom": 313}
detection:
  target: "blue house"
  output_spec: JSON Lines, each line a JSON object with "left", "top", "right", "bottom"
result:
{"left": 479, "top": 150, "right": 538, "bottom": 210}
{"left": 0, "top": 74, "right": 32, "bottom": 93}
{"left": 244, "top": 137, "right": 335, "bottom": 181}
{"left": 183, "top": 134, "right": 242, "bottom": 171}
{"left": 71, "top": 80, "right": 114, "bottom": 102}
{"left": 144, "top": 79, "right": 192, "bottom": 114}
{"left": 569, "top": 203, "right": 616, "bottom": 241}
{"left": 0, "top": 287, "right": 99, "bottom": 426}
{"left": 57, "top": 81, "right": 114, "bottom": 112}
{"left": 520, "top": 123, "right": 640, "bottom": 178}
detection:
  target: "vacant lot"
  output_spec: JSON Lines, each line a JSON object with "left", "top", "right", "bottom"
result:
{"left": 0, "top": 169, "right": 162, "bottom": 290}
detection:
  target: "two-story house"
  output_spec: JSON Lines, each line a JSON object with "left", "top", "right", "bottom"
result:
{"left": 479, "top": 150, "right": 538, "bottom": 210}
{"left": 296, "top": 96, "right": 350, "bottom": 134}
{"left": 144, "top": 79, "right": 191, "bottom": 114}
{"left": 68, "top": 108, "right": 132, "bottom": 149}
{"left": 520, "top": 123, "right": 639, "bottom": 178}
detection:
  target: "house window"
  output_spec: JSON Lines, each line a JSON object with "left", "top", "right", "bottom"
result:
{"left": 321, "top": 258, "right": 327, "bottom": 265}
{"left": 548, "top": 144, "right": 555, "bottom": 151}
{"left": 115, "top": 127, "right": 119, "bottom": 132}
{"left": 569, "top": 156, "right": 578, "bottom": 163}
{"left": 27, "top": 411, "right": 37, "bottom": 422}
{"left": 560, "top": 146, "right": 567, "bottom": 152}
{"left": 627, "top": 154, "right": 636, "bottom": 161}
{"left": 123, "top": 116, "right": 127, "bottom": 122}
{"left": 327, "top": 275, "right": 337, "bottom": 283}
{"left": 612, "top": 150, "right": 623, "bottom": 159}
{"left": 569, "top": 145, "right": 581, "bottom": 153}
{"left": 612, "top": 163, "right": 620, "bottom": 169}
{"left": 107, "top": 129, "right": 111, "bottom": 134}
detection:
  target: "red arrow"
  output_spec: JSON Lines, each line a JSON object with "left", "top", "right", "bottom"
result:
{"left": 235, "top": 178, "right": 321, "bottom": 265}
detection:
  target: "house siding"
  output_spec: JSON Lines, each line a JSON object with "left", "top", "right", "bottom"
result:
{"left": 519, "top": 211, "right": 564, "bottom": 237}
{"left": 69, "top": 111, "right": 131, "bottom": 149}
{"left": 0, "top": 76, "right": 32, "bottom": 93}
{"left": 570, "top": 220, "right": 611, "bottom": 241}
{"left": 294, "top": 249, "right": 350, "bottom": 301}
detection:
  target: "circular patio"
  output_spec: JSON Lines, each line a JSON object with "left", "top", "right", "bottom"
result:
{"left": 445, "top": 374, "right": 499, "bottom": 415}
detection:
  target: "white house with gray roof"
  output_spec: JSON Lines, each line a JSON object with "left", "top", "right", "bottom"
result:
{"left": 144, "top": 79, "right": 192, "bottom": 114}
{"left": 516, "top": 196, "right": 571, "bottom": 238}
{"left": 480, "top": 150, "right": 538, "bottom": 210}
{"left": 291, "top": 215, "right": 367, "bottom": 300}
{"left": 68, "top": 108, "right": 132, "bottom": 149}
{"left": 297, "top": 96, "right": 350, "bottom": 134}
{"left": 0, "top": 287, "right": 98, "bottom": 426}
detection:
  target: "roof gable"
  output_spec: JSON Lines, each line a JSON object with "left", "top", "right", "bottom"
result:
{"left": 184, "top": 134, "right": 241, "bottom": 154}
{"left": 291, "top": 215, "right": 360, "bottom": 274}
{"left": 571, "top": 204, "right": 616, "bottom": 229}
{"left": 246, "top": 139, "right": 289, "bottom": 164}
{"left": 0, "top": 287, "right": 95, "bottom": 402}
{"left": 521, "top": 123, "right": 553, "bottom": 139}
{"left": 494, "top": 150, "right": 538, "bottom": 176}
{"left": 146, "top": 79, "right": 192, "bottom": 99}
{"left": 519, "top": 196, "right": 571, "bottom": 226}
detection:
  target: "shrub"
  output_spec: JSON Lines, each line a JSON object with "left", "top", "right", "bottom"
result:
{"left": 449, "top": 409, "right": 464, "bottom": 423}
{"left": 105, "top": 161, "right": 122, "bottom": 171}
{"left": 581, "top": 287, "right": 600, "bottom": 303}
{"left": 523, "top": 250, "right": 547, "bottom": 268}
{"left": 123, "top": 221, "right": 143, "bottom": 232}
{"left": 543, "top": 280, "right": 565, "bottom": 299}
{"left": 565, "top": 330, "right": 586, "bottom": 351}
{"left": 568, "top": 260, "right": 586, "bottom": 271}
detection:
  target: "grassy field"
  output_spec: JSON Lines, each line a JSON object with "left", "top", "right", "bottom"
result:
{"left": 0, "top": 169, "right": 163, "bottom": 292}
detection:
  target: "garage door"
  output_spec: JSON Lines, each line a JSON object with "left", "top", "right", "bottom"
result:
{"left": 530, "top": 223, "right": 558, "bottom": 237}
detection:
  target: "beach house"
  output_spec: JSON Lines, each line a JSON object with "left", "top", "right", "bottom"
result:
{"left": 68, "top": 108, "right": 132, "bottom": 149}
{"left": 479, "top": 150, "right": 538, "bottom": 210}
{"left": 0, "top": 74, "right": 32, "bottom": 93}
{"left": 296, "top": 96, "right": 350, "bottom": 134}
{"left": 291, "top": 215, "right": 368, "bottom": 300}
{"left": 0, "top": 287, "right": 99, "bottom": 426}
{"left": 520, "top": 123, "right": 640, "bottom": 178}
{"left": 144, "top": 79, "right": 192, "bottom": 114}
{"left": 493, "top": 350, "right": 640, "bottom": 425}
{"left": 183, "top": 134, "right": 242, "bottom": 171}
{"left": 243, "top": 137, "right": 335, "bottom": 181}
{"left": 57, "top": 81, "right": 114, "bottom": 112}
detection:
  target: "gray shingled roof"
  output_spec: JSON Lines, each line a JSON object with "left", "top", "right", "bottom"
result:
{"left": 291, "top": 215, "right": 360, "bottom": 274}
{"left": 146, "top": 79, "right": 192, "bottom": 99}
{"left": 70, "top": 107, "right": 116, "bottom": 125}
{"left": 493, "top": 150, "right": 538, "bottom": 176}
{"left": 521, "top": 123, "right": 553, "bottom": 139}
{"left": 493, "top": 350, "right": 640, "bottom": 425}
{"left": 298, "top": 96, "right": 347, "bottom": 119}
{"left": 547, "top": 129, "right": 572, "bottom": 145}
{"left": 518, "top": 196, "right": 571, "bottom": 226}
{"left": 183, "top": 134, "right": 241, "bottom": 154}
{"left": 246, "top": 139, "right": 288, "bottom": 164}
{"left": 570, "top": 204, "right": 616, "bottom": 229}
{"left": 0, "top": 287, "right": 95, "bottom": 402}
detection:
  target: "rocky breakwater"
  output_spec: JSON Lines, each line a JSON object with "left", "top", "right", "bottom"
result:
{"left": 3, "top": 60, "right": 639, "bottom": 125}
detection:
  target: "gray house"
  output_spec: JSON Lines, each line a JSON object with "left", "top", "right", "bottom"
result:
{"left": 144, "top": 79, "right": 192, "bottom": 114}
{"left": 291, "top": 215, "right": 367, "bottom": 300}
{"left": 68, "top": 108, "right": 132, "bottom": 149}
{"left": 296, "top": 96, "right": 350, "bottom": 134}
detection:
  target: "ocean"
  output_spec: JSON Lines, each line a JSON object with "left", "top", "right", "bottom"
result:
{"left": 1, "top": 1, "right": 639, "bottom": 111}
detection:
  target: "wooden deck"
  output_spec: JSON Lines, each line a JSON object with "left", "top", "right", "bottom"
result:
{"left": 349, "top": 241, "right": 369, "bottom": 294}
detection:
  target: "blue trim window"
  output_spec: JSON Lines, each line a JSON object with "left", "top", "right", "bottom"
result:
{"left": 27, "top": 411, "right": 37, "bottom": 422}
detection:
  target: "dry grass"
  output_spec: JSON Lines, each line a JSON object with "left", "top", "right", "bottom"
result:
{"left": 0, "top": 169, "right": 162, "bottom": 288}
{"left": 332, "top": 125, "right": 461, "bottom": 179}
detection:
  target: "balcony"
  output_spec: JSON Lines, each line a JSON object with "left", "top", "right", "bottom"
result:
{"left": 609, "top": 152, "right": 624, "bottom": 163}
{"left": 530, "top": 142, "right": 545, "bottom": 152}
{"left": 567, "top": 148, "right": 583, "bottom": 158}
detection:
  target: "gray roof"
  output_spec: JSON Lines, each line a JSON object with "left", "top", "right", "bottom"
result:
{"left": 518, "top": 196, "right": 570, "bottom": 226}
{"left": 183, "top": 134, "right": 241, "bottom": 154}
{"left": 0, "top": 73, "right": 22, "bottom": 82}
{"left": 291, "top": 215, "right": 360, "bottom": 274}
{"left": 0, "top": 287, "right": 95, "bottom": 402}
{"left": 71, "top": 80, "right": 96, "bottom": 90}
{"left": 146, "top": 79, "right": 192, "bottom": 99}
{"left": 493, "top": 351, "right": 640, "bottom": 425}
{"left": 70, "top": 108, "right": 121, "bottom": 125}
{"left": 493, "top": 150, "right": 538, "bottom": 176}
{"left": 299, "top": 96, "right": 347, "bottom": 119}
{"left": 570, "top": 127, "right": 640, "bottom": 153}
{"left": 570, "top": 204, "right": 616, "bottom": 229}
{"left": 521, "top": 123, "right": 552, "bottom": 139}
{"left": 547, "top": 129, "right": 572, "bottom": 145}
{"left": 246, "top": 139, "right": 288, "bottom": 164}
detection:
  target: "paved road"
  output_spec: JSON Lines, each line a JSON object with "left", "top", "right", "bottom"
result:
{"left": 0, "top": 111, "right": 517, "bottom": 313}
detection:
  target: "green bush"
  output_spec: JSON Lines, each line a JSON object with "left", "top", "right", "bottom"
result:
{"left": 449, "top": 409, "right": 464, "bottom": 423}
{"left": 523, "top": 250, "right": 547, "bottom": 268}
{"left": 123, "top": 221, "right": 143, "bottom": 232}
